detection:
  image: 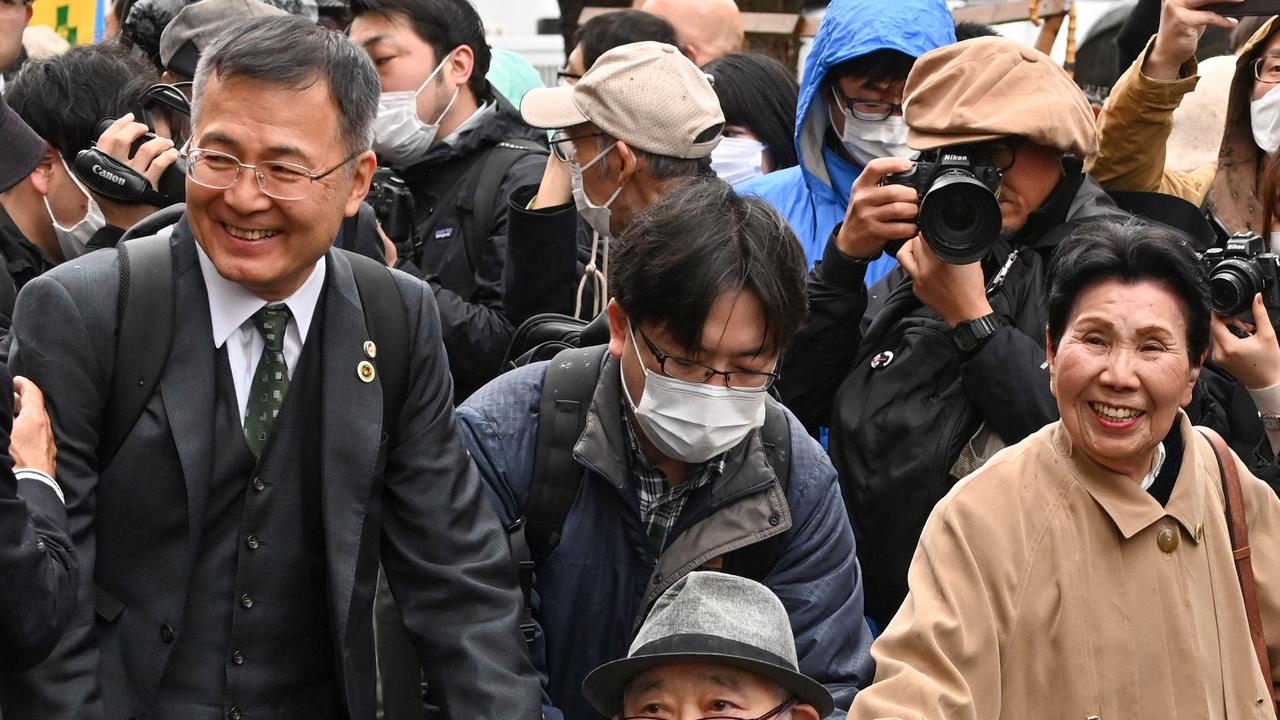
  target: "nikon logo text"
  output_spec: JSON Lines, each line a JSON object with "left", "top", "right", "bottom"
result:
{"left": 92, "top": 164, "right": 127, "bottom": 186}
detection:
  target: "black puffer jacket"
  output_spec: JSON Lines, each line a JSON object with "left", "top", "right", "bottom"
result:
{"left": 394, "top": 89, "right": 547, "bottom": 402}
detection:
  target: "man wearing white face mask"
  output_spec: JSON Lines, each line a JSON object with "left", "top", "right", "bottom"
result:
{"left": 736, "top": 0, "right": 953, "bottom": 286}
{"left": 459, "top": 178, "right": 876, "bottom": 720}
{"left": 349, "top": 0, "right": 547, "bottom": 402}
{"left": 507, "top": 41, "right": 723, "bottom": 326}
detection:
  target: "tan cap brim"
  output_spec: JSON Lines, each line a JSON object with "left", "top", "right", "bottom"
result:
{"left": 906, "top": 128, "right": 1011, "bottom": 153}
{"left": 520, "top": 85, "right": 590, "bottom": 130}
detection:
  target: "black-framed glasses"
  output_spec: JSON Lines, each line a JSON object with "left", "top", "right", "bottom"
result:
{"left": 830, "top": 86, "right": 902, "bottom": 122}
{"left": 636, "top": 326, "right": 779, "bottom": 392}
{"left": 623, "top": 696, "right": 799, "bottom": 720}
{"left": 181, "top": 145, "right": 362, "bottom": 201}
{"left": 958, "top": 136, "right": 1024, "bottom": 171}
{"left": 557, "top": 69, "right": 582, "bottom": 85}
{"left": 1256, "top": 55, "right": 1280, "bottom": 84}
{"left": 549, "top": 129, "right": 603, "bottom": 163}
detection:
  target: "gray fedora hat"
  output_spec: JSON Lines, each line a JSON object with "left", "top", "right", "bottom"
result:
{"left": 581, "top": 572, "right": 834, "bottom": 717}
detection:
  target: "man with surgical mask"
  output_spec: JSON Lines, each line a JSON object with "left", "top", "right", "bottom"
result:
{"left": 459, "top": 178, "right": 875, "bottom": 720}
{"left": 1, "top": 44, "right": 178, "bottom": 266}
{"left": 736, "top": 0, "right": 954, "bottom": 285}
{"left": 349, "top": 0, "right": 546, "bottom": 402}
{"left": 505, "top": 41, "right": 722, "bottom": 326}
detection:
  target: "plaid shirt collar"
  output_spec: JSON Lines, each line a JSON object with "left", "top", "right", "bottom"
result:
{"left": 621, "top": 399, "right": 727, "bottom": 554}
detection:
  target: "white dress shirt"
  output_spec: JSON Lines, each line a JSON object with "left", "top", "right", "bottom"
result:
{"left": 195, "top": 244, "right": 326, "bottom": 425}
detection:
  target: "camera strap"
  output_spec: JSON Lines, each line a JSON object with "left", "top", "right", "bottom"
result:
{"left": 73, "top": 147, "right": 173, "bottom": 207}
{"left": 985, "top": 247, "right": 1021, "bottom": 296}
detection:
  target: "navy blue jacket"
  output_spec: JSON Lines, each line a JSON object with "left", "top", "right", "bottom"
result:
{"left": 458, "top": 354, "right": 875, "bottom": 720}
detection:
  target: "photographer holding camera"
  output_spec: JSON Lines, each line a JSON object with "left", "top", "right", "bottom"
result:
{"left": 780, "top": 36, "right": 1129, "bottom": 628}
{"left": 2, "top": 44, "right": 176, "bottom": 262}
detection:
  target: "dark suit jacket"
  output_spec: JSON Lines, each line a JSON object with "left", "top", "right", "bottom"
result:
{"left": 0, "top": 364, "right": 78, "bottom": 673}
{"left": 0, "top": 220, "right": 540, "bottom": 719}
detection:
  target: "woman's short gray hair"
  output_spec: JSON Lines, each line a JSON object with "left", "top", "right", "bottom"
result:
{"left": 192, "top": 16, "right": 380, "bottom": 156}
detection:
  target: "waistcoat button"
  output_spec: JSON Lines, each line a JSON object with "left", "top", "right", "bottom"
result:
{"left": 240, "top": 594, "right": 254, "bottom": 609}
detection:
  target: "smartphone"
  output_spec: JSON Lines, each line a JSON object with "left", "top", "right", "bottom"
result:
{"left": 1204, "top": 0, "right": 1280, "bottom": 17}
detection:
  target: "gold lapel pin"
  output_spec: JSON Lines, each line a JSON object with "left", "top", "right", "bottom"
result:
{"left": 357, "top": 360, "right": 376, "bottom": 383}
{"left": 363, "top": 340, "right": 377, "bottom": 358}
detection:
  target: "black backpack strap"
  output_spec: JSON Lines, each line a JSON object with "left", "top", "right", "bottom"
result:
{"left": 345, "top": 252, "right": 409, "bottom": 439}
{"left": 99, "top": 231, "right": 176, "bottom": 466}
{"left": 722, "top": 403, "right": 792, "bottom": 582}
{"left": 509, "top": 343, "right": 607, "bottom": 644}
{"left": 457, "top": 139, "right": 546, "bottom": 273}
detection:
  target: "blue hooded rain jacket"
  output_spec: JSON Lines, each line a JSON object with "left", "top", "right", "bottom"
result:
{"left": 737, "top": 0, "right": 954, "bottom": 284}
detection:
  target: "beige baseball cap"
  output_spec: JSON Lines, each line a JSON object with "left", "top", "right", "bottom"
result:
{"left": 904, "top": 37, "right": 1098, "bottom": 158}
{"left": 520, "top": 41, "right": 724, "bottom": 159}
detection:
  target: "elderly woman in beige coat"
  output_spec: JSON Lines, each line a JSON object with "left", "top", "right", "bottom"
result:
{"left": 852, "top": 219, "right": 1280, "bottom": 720}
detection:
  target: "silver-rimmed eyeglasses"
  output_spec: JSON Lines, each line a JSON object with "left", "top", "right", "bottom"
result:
{"left": 181, "top": 146, "right": 362, "bottom": 201}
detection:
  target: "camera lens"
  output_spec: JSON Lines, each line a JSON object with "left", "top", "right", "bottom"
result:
{"left": 1209, "top": 259, "right": 1264, "bottom": 316}
{"left": 918, "top": 171, "right": 1002, "bottom": 264}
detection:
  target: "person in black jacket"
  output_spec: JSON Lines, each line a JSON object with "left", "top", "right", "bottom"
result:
{"left": 0, "top": 365, "right": 76, "bottom": 672}
{"left": 350, "top": 0, "right": 546, "bottom": 402}
{"left": 780, "top": 37, "right": 1130, "bottom": 628}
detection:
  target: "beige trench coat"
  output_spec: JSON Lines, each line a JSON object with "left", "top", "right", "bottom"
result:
{"left": 852, "top": 412, "right": 1280, "bottom": 720}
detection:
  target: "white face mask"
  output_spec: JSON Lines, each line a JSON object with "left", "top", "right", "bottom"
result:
{"left": 570, "top": 142, "right": 624, "bottom": 238}
{"left": 711, "top": 136, "right": 766, "bottom": 185}
{"left": 372, "top": 51, "right": 460, "bottom": 168}
{"left": 1252, "top": 87, "right": 1280, "bottom": 154}
{"left": 43, "top": 155, "right": 106, "bottom": 260}
{"left": 830, "top": 87, "right": 913, "bottom": 167}
{"left": 622, "top": 325, "right": 768, "bottom": 464}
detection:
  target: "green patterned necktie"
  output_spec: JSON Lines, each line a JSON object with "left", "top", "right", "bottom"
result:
{"left": 244, "top": 304, "right": 293, "bottom": 457}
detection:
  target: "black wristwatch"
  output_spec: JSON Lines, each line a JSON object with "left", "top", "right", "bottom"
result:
{"left": 953, "top": 313, "right": 1003, "bottom": 354}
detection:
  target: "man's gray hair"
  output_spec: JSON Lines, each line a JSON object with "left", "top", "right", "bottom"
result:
{"left": 192, "top": 16, "right": 380, "bottom": 155}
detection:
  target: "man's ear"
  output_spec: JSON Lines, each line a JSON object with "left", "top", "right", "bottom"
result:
{"left": 343, "top": 150, "right": 378, "bottom": 217}
{"left": 30, "top": 146, "right": 59, "bottom": 197}
{"left": 615, "top": 141, "right": 637, "bottom": 187}
{"left": 447, "top": 44, "right": 475, "bottom": 87}
{"left": 607, "top": 299, "right": 628, "bottom": 359}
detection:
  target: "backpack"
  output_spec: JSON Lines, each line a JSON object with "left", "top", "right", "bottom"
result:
{"left": 97, "top": 225, "right": 410, "bottom": 467}
{"left": 406, "top": 139, "right": 546, "bottom": 276}
{"left": 507, "top": 344, "right": 793, "bottom": 643}
{"left": 501, "top": 310, "right": 611, "bottom": 371}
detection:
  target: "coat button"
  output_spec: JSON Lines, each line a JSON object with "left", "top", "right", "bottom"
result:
{"left": 160, "top": 624, "right": 176, "bottom": 644}
{"left": 239, "top": 594, "right": 254, "bottom": 609}
{"left": 768, "top": 514, "right": 780, "bottom": 526}
{"left": 246, "top": 535, "right": 260, "bottom": 550}
{"left": 231, "top": 650, "right": 245, "bottom": 665}
{"left": 1157, "top": 528, "right": 1179, "bottom": 553}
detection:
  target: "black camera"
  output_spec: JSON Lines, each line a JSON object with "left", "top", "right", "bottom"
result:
{"left": 879, "top": 151, "right": 1003, "bottom": 264}
{"left": 74, "top": 82, "right": 193, "bottom": 209}
{"left": 1200, "top": 231, "right": 1280, "bottom": 317}
{"left": 367, "top": 167, "right": 416, "bottom": 248}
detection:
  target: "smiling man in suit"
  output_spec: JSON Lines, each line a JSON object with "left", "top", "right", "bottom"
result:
{"left": 0, "top": 16, "right": 539, "bottom": 720}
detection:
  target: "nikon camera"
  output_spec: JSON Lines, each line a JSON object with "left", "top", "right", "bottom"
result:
{"left": 366, "top": 167, "right": 416, "bottom": 250}
{"left": 1200, "top": 231, "right": 1280, "bottom": 317}
{"left": 879, "top": 151, "right": 1003, "bottom": 265}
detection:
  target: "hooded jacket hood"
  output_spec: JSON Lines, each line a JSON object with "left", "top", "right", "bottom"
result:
{"left": 1210, "top": 16, "right": 1280, "bottom": 233}
{"left": 794, "top": 0, "right": 955, "bottom": 190}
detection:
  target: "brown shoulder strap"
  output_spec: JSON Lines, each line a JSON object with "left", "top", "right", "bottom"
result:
{"left": 1199, "top": 427, "right": 1279, "bottom": 712}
